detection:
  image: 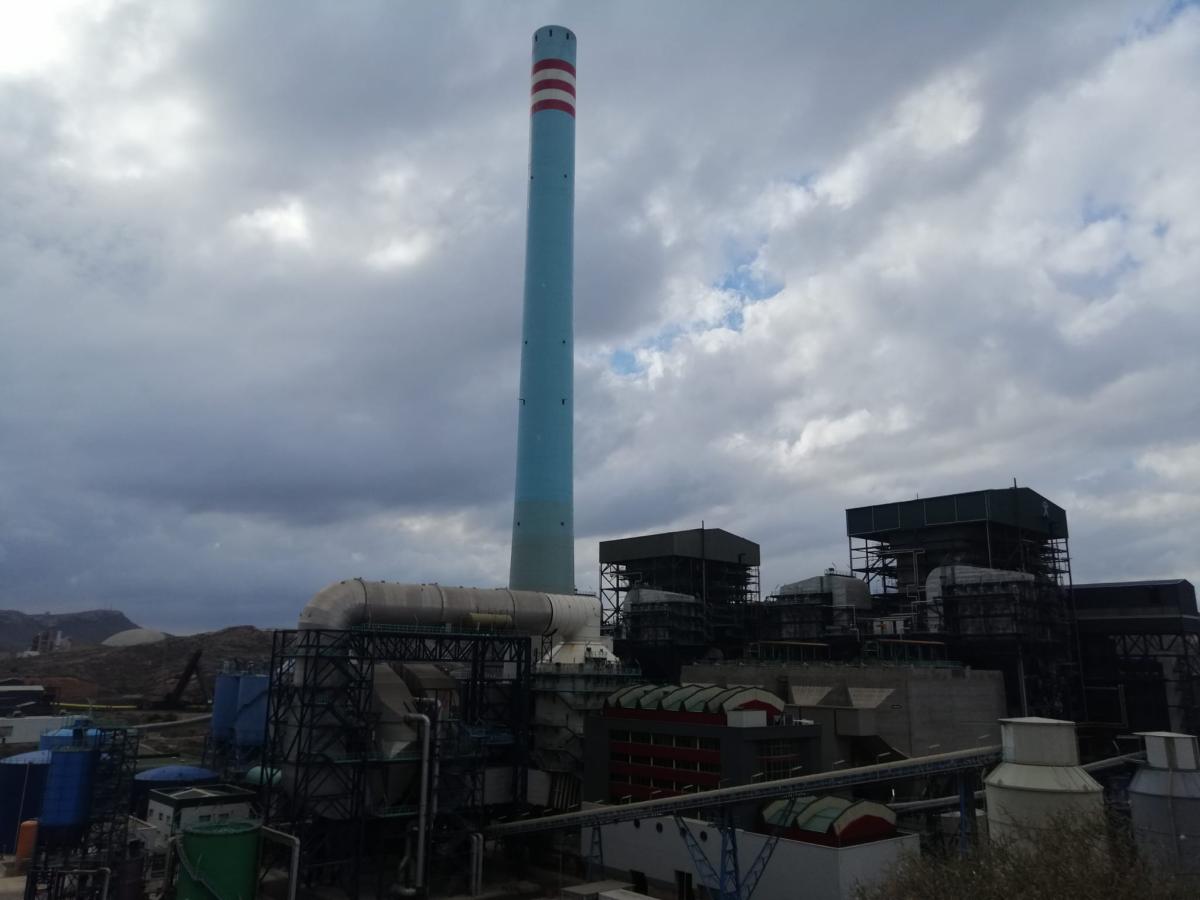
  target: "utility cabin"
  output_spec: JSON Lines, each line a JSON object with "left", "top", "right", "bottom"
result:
{"left": 146, "top": 784, "right": 255, "bottom": 838}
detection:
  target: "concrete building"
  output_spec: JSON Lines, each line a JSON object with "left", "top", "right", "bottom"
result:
{"left": 30, "top": 629, "right": 70, "bottom": 654}
{"left": 583, "top": 683, "right": 821, "bottom": 827}
{"left": 0, "top": 685, "right": 51, "bottom": 717}
{"left": 0, "top": 714, "right": 83, "bottom": 746}
{"left": 586, "top": 812, "right": 917, "bottom": 900}
{"left": 146, "top": 784, "right": 255, "bottom": 837}
{"left": 682, "top": 662, "right": 1005, "bottom": 759}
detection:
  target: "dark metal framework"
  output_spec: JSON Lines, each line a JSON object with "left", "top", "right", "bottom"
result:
{"left": 844, "top": 487, "right": 1080, "bottom": 718}
{"left": 599, "top": 528, "right": 762, "bottom": 636}
{"left": 261, "top": 627, "right": 533, "bottom": 898}
{"left": 848, "top": 531, "right": 1071, "bottom": 600}
{"left": 25, "top": 728, "right": 139, "bottom": 900}
{"left": 1075, "top": 580, "right": 1200, "bottom": 735}
{"left": 600, "top": 558, "right": 762, "bottom": 637}
{"left": 847, "top": 488, "right": 1071, "bottom": 596}
{"left": 1118, "top": 632, "right": 1200, "bottom": 735}
{"left": 489, "top": 744, "right": 1001, "bottom": 835}
{"left": 1083, "top": 630, "right": 1200, "bottom": 735}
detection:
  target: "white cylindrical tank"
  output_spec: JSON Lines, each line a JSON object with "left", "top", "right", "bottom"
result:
{"left": 984, "top": 717, "right": 1102, "bottom": 845}
{"left": 1129, "top": 731, "right": 1200, "bottom": 877}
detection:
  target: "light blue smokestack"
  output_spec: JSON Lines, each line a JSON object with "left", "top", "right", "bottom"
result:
{"left": 510, "top": 25, "right": 577, "bottom": 594}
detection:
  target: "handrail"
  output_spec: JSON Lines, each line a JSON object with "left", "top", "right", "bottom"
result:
{"left": 489, "top": 744, "right": 1002, "bottom": 836}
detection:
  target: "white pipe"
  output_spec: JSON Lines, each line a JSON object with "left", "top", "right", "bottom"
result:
{"left": 299, "top": 580, "right": 602, "bottom": 649}
{"left": 428, "top": 701, "right": 441, "bottom": 834}
{"left": 262, "top": 825, "right": 301, "bottom": 900}
{"left": 164, "top": 835, "right": 180, "bottom": 894}
{"left": 131, "top": 714, "right": 212, "bottom": 732}
{"left": 404, "top": 713, "right": 431, "bottom": 890}
{"left": 470, "top": 832, "right": 484, "bottom": 896}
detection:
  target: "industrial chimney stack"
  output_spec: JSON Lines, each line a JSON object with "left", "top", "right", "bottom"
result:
{"left": 509, "top": 26, "right": 577, "bottom": 594}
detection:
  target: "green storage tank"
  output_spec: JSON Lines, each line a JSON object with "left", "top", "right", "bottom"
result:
{"left": 177, "top": 821, "right": 260, "bottom": 900}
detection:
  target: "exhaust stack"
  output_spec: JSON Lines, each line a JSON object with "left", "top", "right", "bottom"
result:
{"left": 509, "top": 26, "right": 577, "bottom": 594}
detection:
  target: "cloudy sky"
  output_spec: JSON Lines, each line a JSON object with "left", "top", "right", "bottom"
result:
{"left": 2, "top": 1, "right": 1198, "bottom": 632}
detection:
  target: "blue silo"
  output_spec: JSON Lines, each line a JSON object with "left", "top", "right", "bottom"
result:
{"left": 39, "top": 726, "right": 103, "bottom": 751}
{"left": 132, "top": 765, "right": 220, "bottom": 817}
{"left": 211, "top": 673, "right": 241, "bottom": 744}
{"left": 234, "top": 674, "right": 269, "bottom": 747}
{"left": 40, "top": 749, "right": 96, "bottom": 836}
{"left": 0, "top": 750, "right": 51, "bottom": 853}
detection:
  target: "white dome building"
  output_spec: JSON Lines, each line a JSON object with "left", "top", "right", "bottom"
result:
{"left": 101, "top": 627, "right": 167, "bottom": 647}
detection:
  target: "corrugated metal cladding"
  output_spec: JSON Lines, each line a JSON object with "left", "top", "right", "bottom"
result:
{"left": 845, "top": 487, "right": 1068, "bottom": 539}
{"left": 1072, "top": 580, "right": 1197, "bottom": 617}
{"left": 599, "top": 528, "right": 760, "bottom": 566}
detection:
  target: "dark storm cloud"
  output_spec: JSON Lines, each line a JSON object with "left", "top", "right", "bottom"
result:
{"left": 0, "top": 0, "right": 1196, "bottom": 630}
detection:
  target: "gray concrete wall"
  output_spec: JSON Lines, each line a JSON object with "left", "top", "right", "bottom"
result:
{"left": 584, "top": 813, "right": 917, "bottom": 900}
{"left": 582, "top": 715, "right": 821, "bottom": 827}
{"left": 682, "top": 663, "right": 1005, "bottom": 756}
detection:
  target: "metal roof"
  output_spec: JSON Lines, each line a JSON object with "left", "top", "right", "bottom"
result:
{"left": 605, "top": 682, "right": 782, "bottom": 714}
{"left": 1076, "top": 579, "right": 1191, "bottom": 589}
{"left": 846, "top": 487, "right": 1068, "bottom": 540}
{"left": 1072, "top": 579, "right": 1197, "bottom": 618}
{"left": 599, "top": 528, "right": 760, "bottom": 566}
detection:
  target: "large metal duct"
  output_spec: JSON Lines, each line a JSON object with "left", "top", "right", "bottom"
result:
{"left": 284, "top": 580, "right": 611, "bottom": 821}
{"left": 299, "top": 580, "right": 605, "bottom": 661}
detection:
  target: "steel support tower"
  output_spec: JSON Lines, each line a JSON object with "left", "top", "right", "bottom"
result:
{"left": 262, "top": 627, "right": 533, "bottom": 898}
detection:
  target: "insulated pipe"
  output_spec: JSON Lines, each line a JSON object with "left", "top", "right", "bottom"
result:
{"left": 287, "top": 580, "right": 609, "bottom": 824}
{"left": 428, "top": 701, "right": 441, "bottom": 836}
{"left": 262, "top": 826, "right": 301, "bottom": 900}
{"left": 470, "top": 832, "right": 484, "bottom": 896}
{"left": 404, "top": 713, "right": 431, "bottom": 890}
{"left": 299, "top": 580, "right": 601, "bottom": 645}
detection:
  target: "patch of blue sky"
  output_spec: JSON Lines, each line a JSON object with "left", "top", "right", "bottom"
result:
{"left": 788, "top": 171, "right": 820, "bottom": 189}
{"left": 607, "top": 249, "right": 784, "bottom": 374}
{"left": 609, "top": 349, "right": 640, "bottom": 375}
{"left": 716, "top": 246, "right": 784, "bottom": 303}
{"left": 712, "top": 246, "right": 784, "bottom": 334}
{"left": 608, "top": 324, "right": 685, "bottom": 376}
{"left": 1081, "top": 195, "right": 1129, "bottom": 226}
{"left": 1126, "top": 0, "right": 1197, "bottom": 43}
{"left": 1050, "top": 252, "right": 1141, "bottom": 301}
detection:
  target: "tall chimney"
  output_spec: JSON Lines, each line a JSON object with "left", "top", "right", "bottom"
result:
{"left": 509, "top": 26, "right": 577, "bottom": 594}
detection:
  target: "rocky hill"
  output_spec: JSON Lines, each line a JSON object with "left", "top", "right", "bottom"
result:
{"left": 0, "top": 609, "right": 140, "bottom": 652}
{"left": 1, "top": 626, "right": 274, "bottom": 701}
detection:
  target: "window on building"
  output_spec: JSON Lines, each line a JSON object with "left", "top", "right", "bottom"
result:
{"left": 198, "top": 815, "right": 211, "bottom": 823}
{"left": 698, "top": 738, "right": 719, "bottom": 751}
{"left": 757, "top": 738, "right": 804, "bottom": 779}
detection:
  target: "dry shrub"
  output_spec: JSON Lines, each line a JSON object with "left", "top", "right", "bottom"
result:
{"left": 855, "top": 812, "right": 1193, "bottom": 900}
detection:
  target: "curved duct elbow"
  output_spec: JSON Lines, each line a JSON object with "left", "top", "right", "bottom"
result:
{"left": 298, "top": 580, "right": 602, "bottom": 646}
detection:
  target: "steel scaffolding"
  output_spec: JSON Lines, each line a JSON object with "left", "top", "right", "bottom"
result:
{"left": 262, "top": 627, "right": 533, "bottom": 898}
{"left": 24, "top": 727, "right": 139, "bottom": 900}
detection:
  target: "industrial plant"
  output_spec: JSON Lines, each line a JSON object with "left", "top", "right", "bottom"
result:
{"left": 1, "top": 23, "right": 1197, "bottom": 900}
